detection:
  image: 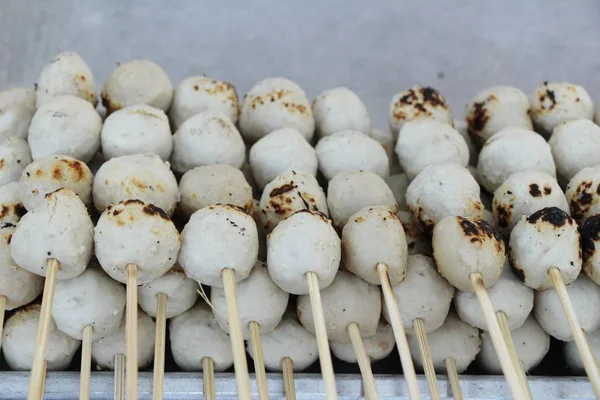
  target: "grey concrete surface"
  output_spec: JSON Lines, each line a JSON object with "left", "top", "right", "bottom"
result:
{"left": 1, "top": 0, "right": 600, "bottom": 129}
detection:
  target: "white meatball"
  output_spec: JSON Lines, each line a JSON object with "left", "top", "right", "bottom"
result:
{"left": 549, "top": 119, "right": 600, "bottom": 184}
{"left": 492, "top": 170, "right": 569, "bottom": 236}
{"left": 10, "top": 188, "right": 93, "bottom": 279}
{"left": 3, "top": 304, "right": 81, "bottom": 371}
{"left": 95, "top": 200, "right": 180, "bottom": 285}
{"left": 19, "top": 155, "right": 93, "bottom": 211}
{"left": 477, "top": 127, "right": 556, "bottom": 193}
{"left": 171, "top": 111, "right": 245, "bottom": 174}
{"left": 455, "top": 265, "right": 534, "bottom": 331}
{"left": 383, "top": 254, "right": 454, "bottom": 333}
{"left": 396, "top": 120, "right": 469, "bottom": 180}
{"left": 407, "top": 163, "right": 483, "bottom": 232}
{"left": 28, "top": 95, "right": 102, "bottom": 163}
{"left": 101, "top": 60, "right": 173, "bottom": 114}
{"left": 509, "top": 207, "right": 581, "bottom": 291}
{"left": 249, "top": 128, "right": 318, "bottom": 189}
{"left": 396, "top": 211, "right": 433, "bottom": 256}
{"left": 267, "top": 210, "right": 340, "bottom": 294}
{"left": 259, "top": 171, "right": 328, "bottom": 232}
{"left": 0, "top": 224, "right": 43, "bottom": 310}
{"left": 367, "top": 128, "right": 400, "bottom": 173}
{"left": 212, "top": 261, "right": 289, "bottom": 338}
{"left": 92, "top": 153, "right": 180, "bottom": 215}
{"left": 169, "top": 76, "right": 239, "bottom": 130}
{"left": 179, "top": 165, "right": 253, "bottom": 218}
{"left": 565, "top": 165, "right": 600, "bottom": 223}
{"left": 465, "top": 86, "right": 532, "bottom": 147}
{"left": 0, "top": 88, "right": 36, "bottom": 141}
{"left": 101, "top": 104, "right": 172, "bottom": 161}
{"left": 312, "top": 87, "right": 371, "bottom": 138}
{"left": 179, "top": 204, "right": 258, "bottom": 288}
{"left": 534, "top": 274, "right": 600, "bottom": 341}
{"left": 565, "top": 328, "right": 600, "bottom": 374}
{"left": 35, "top": 52, "right": 97, "bottom": 108}
{"left": 316, "top": 130, "right": 389, "bottom": 181}
{"left": 432, "top": 216, "right": 505, "bottom": 292}
{"left": 297, "top": 270, "right": 381, "bottom": 344}
{"left": 246, "top": 312, "right": 318, "bottom": 371}
{"left": 0, "top": 182, "right": 26, "bottom": 224}
{"left": 138, "top": 265, "right": 198, "bottom": 319}
{"left": 169, "top": 302, "right": 233, "bottom": 371}
{"left": 478, "top": 315, "right": 549, "bottom": 373}
{"left": 0, "top": 137, "right": 31, "bottom": 186}
{"left": 407, "top": 311, "right": 481, "bottom": 373}
{"left": 239, "top": 77, "right": 314, "bottom": 143}
{"left": 530, "top": 81, "right": 594, "bottom": 137}
{"left": 454, "top": 120, "right": 479, "bottom": 166}
{"left": 342, "top": 205, "right": 408, "bottom": 285}
{"left": 327, "top": 170, "right": 398, "bottom": 229}
{"left": 580, "top": 215, "right": 600, "bottom": 285}
{"left": 386, "top": 174, "right": 409, "bottom": 211}
{"left": 92, "top": 308, "right": 155, "bottom": 370}
{"left": 389, "top": 86, "right": 453, "bottom": 138}
{"left": 331, "top": 320, "right": 395, "bottom": 363}
{"left": 52, "top": 266, "right": 126, "bottom": 340}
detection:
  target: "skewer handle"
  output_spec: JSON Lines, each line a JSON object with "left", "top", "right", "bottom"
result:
{"left": 222, "top": 268, "right": 252, "bottom": 400}
{"left": 0, "top": 294, "right": 6, "bottom": 353}
{"left": 28, "top": 258, "right": 59, "bottom": 400}
{"left": 348, "top": 322, "right": 379, "bottom": 400}
{"left": 114, "top": 353, "right": 125, "bottom": 400}
{"left": 549, "top": 267, "right": 600, "bottom": 398}
{"left": 202, "top": 357, "right": 215, "bottom": 400}
{"left": 496, "top": 311, "right": 532, "bottom": 398}
{"left": 470, "top": 272, "right": 526, "bottom": 400}
{"left": 306, "top": 271, "right": 338, "bottom": 400}
{"left": 249, "top": 321, "right": 270, "bottom": 400}
{"left": 152, "top": 292, "right": 168, "bottom": 400}
{"left": 80, "top": 324, "right": 93, "bottom": 400}
{"left": 376, "top": 263, "right": 421, "bottom": 400}
{"left": 126, "top": 263, "right": 139, "bottom": 400}
{"left": 444, "top": 358, "right": 463, "bottom": 400}
{"left": 413, "top": 318, "right": 440, "bottom": 400}
{"left": 281, "top": 357, "right": 296, "bottom": 400}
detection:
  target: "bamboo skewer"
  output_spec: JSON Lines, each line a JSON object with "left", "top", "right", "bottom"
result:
{"left": 249, "top": 321, "right": 270, "bottom": 400}
{"left": 114, "top": 353, "right": 125, "bottom": 400}
{"left": 377, "top": 262, "right": 420, "bottom": 400}
{"left": 152, "top": 292, "right": 168, "bottom": 400}
{"left": 222, "top": 268, "right": 252, "bottom": 400}
{"left": 79, "top": 324, "right": 93, "bottom": 400}
{"left": 0, "top": 295, "right": 6, "bottom": 352}
{"left": 497, "top": 311, "right": 532, "bottom": 398}
{"left": 28, "top": 258, "right": 59, "bottom": 400}
{"left": 348, "top": 322, "right": 379, "bottom": 400}
{"left": 202, "top": 357, "right": 215, "bottom": 400}
{"left": 444, "top": 358, "right": 463, "bottom": 400}
{"left": 126, "top": 263, "right": 138, "bottom": 400}
{"left": 281, "top": 357, "right": 296, "bottom": 400}
{"left": 413, "top": 318, "right": 441, "bottom": 400}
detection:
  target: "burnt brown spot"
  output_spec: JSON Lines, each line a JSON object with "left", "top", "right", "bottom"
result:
{"left": 538, "top": 83, "right": 557, "bottom": 111}
{"left": 580, "top": 215, "right": 600, "bottom": 262}
{"left": 122, "top": 199, "right": 145, "bottom": 206}
{"left": 0, "top": 222, "right": 15, "bottom": 229}
{"left": 544, "top": 186, "right": 552, "bottom": 195}
{"left": 52, "top": 167, "right": 63, "bottom": 180}
{"left": 529, "top": 184, "right": 542, "bottom": 197}
{"left": 420, "top": 87, "right": 447, "bottom": 107}
{"left": 354, "top": 216, "right": 365, "bottom": 223}
{"left": 58, "top": 158, "right": 86, "bottom": 181}
{"left": 44, "top": 187, "right": 67, "bottom": 198}
{"left": 193, "top": 85, "right": 199, "bottom": 91}
{"left": 142, "top": 204, "right": 169, "bottom": 220}
{"left": 467, "top": 101, "right": 489, "bottom": 144}
{"left": 457, "top": 216, "right": 504, "bottom": 251}
{"left": 0, "top": 159, "right": 5, "bottom": 169}
{"left": 570, "top": 181, "right": 596, "bottom": 221}
{"left": 14, "top": 204, "right": 26, "bottom": 218}
{"left": 297, "top": 192, "right": 310, "bottom": 210}
{"left": 0, "top": 207, "right": 7, "bottom": 219}
{"left": 494, "top": 203, "right": 512, "bottom": 228}
{"left": 35, "top": 169, "right": 44, "bottom": 177}
{"left": 527, "top": 207, "right": 572, "bottom": 228}
{"left": 6, "top": 233, "right": 12, "bottom": 245}
{"left": 269, "top": 183, "right": 296, "bottom": 197}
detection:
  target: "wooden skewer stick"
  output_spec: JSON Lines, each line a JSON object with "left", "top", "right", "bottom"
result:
{"left": 470, "top": 273, "right": 525, "bottom": 400}
{"left": 348, "top": 322, "right": 379, "bottom": 400}
{"left": 549, "top": 267, "right": 600, "bottom": 398}
{"left": 306, "top": 271, "right": 338, "bottom": 400}
{"left": 281, "top": 357, "right": 296, "bottom": 400}
{"left": 412, "top": 318, "right": 441, "bottom": 400}
{"left": 126, "top": 263, "right": 139, "bottom": 400}
{"left": 249, "top": 321, "right": 270, "bottom": 400}
{"left": 28, "top": 258, "right": 59, "bottom": 400}
{"left": 444, "top": 358, "right": 463, "bottom": 400}
{"left": 114, "top": 353, "right": 125, "bottom": 400}
{"left": 0, "top": 294, "right": 6, "bottom": 352}
{"left": 202, "top": 357, "right": 216, "bottom": 400}
{"left": 41, "top": 361, "right": 47, "bottom": 395}
{"left": 376, "top": 263, "right": 420, "bottom": 400}
{"left": 80, "top": 324, "right": 93, "bottom": 400}
{"left": 497, "top": 311, "right": 532, "bottom": 399}
{"left": 222, "top": 268, "right": 252, "bottom": 400}
{"left": 152, "top": 292, "right": 168, "bottom": 400}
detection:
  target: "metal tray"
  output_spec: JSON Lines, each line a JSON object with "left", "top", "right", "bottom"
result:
{"left": 0, "top": 372, "right": 594, "bottom": 400}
